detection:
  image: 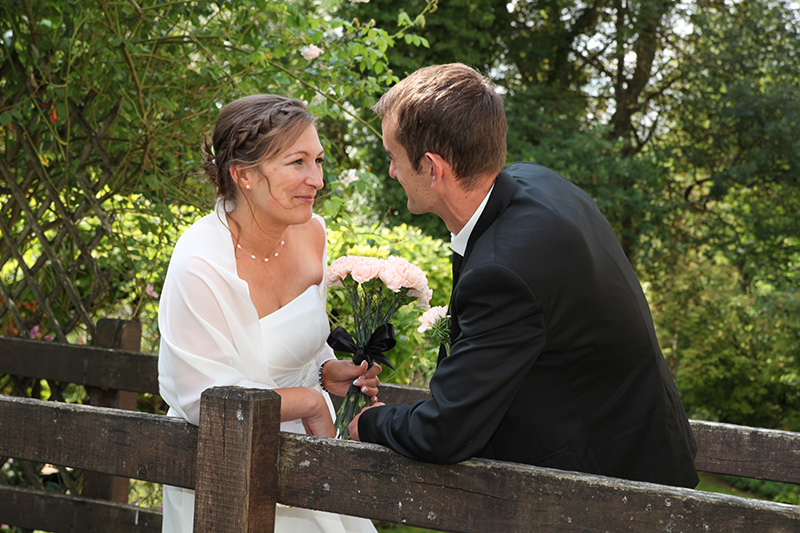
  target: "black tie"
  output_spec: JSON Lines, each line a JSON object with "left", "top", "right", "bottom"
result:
{"left": 452, "top": 252, "right": 463, "bottom": 286}
{"left": 438, "top": 252, "right": 463, "bottom": 365}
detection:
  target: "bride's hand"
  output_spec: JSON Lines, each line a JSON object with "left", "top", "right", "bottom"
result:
{"left": 321, "top": 359, "right": 382, "bottom": 401}
{"left": 275, "top": 387, "right": 336, "bottom": 438}
{"left": 302, "top": 405, "right": 336, "bottom": 438}
{"left": 300, "top": 389, "right": 336, "bottom": 437}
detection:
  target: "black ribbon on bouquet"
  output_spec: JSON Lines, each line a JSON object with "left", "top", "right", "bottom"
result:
{"left": 327, "top": 323, "right": 396, "bottom": 370}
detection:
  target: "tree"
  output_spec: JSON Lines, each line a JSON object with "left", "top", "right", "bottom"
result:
{"left": 346, "top": 0, "right": 800, "bottom": 431}
{"left": 0, "top": 0, "right": 427, "bottom": 347}
{"left": 647, "top": 0, "right": 800, "bottom": 430}
{"left": 342, "top": 0, "right": 510, "bottom": 238}
{"left": 349, "top": 0, "right": 696, "bottom": 255}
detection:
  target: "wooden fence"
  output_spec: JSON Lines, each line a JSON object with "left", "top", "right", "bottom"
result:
{"left": 1, "top": 321, "right": 799, "bottom": 531}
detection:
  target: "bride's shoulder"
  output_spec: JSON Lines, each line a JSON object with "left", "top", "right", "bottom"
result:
{"left": 291, "top": 214, "right": 326, "bottom": 254}
{"left": 309, "top": 213, "right": 327, "bottom": 234}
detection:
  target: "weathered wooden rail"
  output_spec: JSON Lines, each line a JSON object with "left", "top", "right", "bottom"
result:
{"left": 1, "top": 320, "right": 799, "bottom": 532}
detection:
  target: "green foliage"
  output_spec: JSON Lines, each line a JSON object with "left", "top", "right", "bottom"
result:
{"left": 649, "top": 250, "right": 800, "bottom": 431}
{"left": 0, "top": 0, "right": 433, "bottom": 350}
{"left": 724, "top": 475, "right": 800, "bottom": 506}
{"left": 129, "top": 479, "right": 163, "bottom": 509}
{"left": 639, "top": 0, "right": 800, "bottom": 432}
{"left": 665, "top": 0, "right": 800, "bottom": 287}
{"left": 344, "top": 0, "right": 504, "bottom": 76}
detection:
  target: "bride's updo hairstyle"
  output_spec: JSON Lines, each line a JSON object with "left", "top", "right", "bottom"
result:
{"left": 202, "top": 95, "right": 317, "bottom": 206}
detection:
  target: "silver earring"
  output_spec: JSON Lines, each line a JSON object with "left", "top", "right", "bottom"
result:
{"left": 245, "top": 185, "right": 251, "bottom": 190}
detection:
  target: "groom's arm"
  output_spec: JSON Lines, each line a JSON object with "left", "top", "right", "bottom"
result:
{"left": 357, "top": 263, "right": 545, "bottom": 463}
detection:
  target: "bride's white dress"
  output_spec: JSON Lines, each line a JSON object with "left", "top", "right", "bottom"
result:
{"left": 158, "top": 208, "right": 376, "bottom": 533}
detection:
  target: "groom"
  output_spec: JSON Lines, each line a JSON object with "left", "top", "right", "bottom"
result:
{"left": 349, "top": 63, "right": 699, "bottom": 488}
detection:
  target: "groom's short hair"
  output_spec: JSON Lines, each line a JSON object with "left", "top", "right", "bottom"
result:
{"left": 372, "top": 63, "right": 507, "bottom": 190}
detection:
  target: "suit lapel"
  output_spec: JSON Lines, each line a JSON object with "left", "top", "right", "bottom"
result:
{"left": 440, "top": 171, "right": 517, "bottom": 365}
{"left": 462, "top": 170, "right": 517, "bottom": 266}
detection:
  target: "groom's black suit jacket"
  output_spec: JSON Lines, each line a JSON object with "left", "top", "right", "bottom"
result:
{"left": 360, "top": 162, "right": 699, "bottom": 488}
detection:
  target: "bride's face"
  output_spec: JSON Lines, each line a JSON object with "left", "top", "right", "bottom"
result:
{"left": 247, "top": 124, "right": 324, "bottom": 225}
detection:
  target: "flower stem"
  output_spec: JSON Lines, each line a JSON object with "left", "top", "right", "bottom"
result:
{"left": 335, "top": 383, "right": 371, "bottom": 440}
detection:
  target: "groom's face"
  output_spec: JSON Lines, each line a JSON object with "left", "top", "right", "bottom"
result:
{"left": 381, "top": 114, "right": 433, "bottom": 215}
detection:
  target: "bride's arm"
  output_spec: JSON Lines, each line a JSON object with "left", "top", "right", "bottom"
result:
{"left": 273, "top": 387, "right": 335, "bottom": 437}
{"left": 159, "top": 239, "right": 336, "bottom": 435}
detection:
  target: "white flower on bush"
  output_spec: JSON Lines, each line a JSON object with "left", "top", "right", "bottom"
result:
{"left": 300, "top": 45, "right": 323, "bottom": 60}
{"left": 339, "top": 169, "right": 360, "bottom": 187}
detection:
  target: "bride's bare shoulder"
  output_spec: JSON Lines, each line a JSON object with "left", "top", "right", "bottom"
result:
{"left": 292, "top": 215, "right": 326, "bottom": 255}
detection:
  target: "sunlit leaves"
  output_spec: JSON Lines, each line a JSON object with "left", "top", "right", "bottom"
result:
{"left": 0, "top": 0, "right": 433, "bottom": 350}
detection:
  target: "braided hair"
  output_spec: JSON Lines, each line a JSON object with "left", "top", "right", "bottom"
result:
{"left": 202, "top": 95, "right": 317, "bottom": 206}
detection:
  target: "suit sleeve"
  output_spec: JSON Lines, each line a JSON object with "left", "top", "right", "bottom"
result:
{"left": 359, "top": 263, "right": 546, "bottom": 463}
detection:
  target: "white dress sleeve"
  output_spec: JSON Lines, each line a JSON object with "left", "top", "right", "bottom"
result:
{"left": 158, "top": 212, "right": 275, "bottom": 426}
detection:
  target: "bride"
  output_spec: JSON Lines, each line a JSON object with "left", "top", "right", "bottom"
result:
{"left": 157, "top": 94, "right": 381, "bottom": 532}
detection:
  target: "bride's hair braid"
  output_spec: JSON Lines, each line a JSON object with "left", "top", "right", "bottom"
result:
{"left": 202, "top": 95, "right": 317, "bottom": 205}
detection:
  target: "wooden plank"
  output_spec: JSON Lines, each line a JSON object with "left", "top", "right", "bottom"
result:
{"left": 0, "top": 335, "right": 158, "bottom": 394}
{"left": 0, "top": 485, "right": 161, "bottom": 533}
{"left": 2, "top": 385, "right": 799, "bottom": 532}
{"left": 379, "top": 383, "right": 431, "bottom": 405}
{"left": 692, "top": 420, "right": 800, "bottom": 484}
{"left": 345, "top": 383, "right": 800, "bottom": 486}
{"left": 277, "top": 433, "right": 800, "bottom": 532}
{"left": 0, "top": 395, "right": 196, "bottom": 489}
{"left": 194, "top": 387, "right": 282, "bottom": 532}
{"left": 92, "top": 318, "right": 142, "bottom": 354}
{"left": 84, "top": 318, "right": 142, "bottom": 502}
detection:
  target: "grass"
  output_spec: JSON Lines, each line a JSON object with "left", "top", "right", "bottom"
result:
{"left": 375, "top": 524, "right": 439, "bottom": 533}
{"left": 696, "top": 471, "right": 765, "bottom": 500}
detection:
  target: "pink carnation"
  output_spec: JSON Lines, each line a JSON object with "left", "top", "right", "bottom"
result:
{"left": 408, "top": 286, "right": 433, "bottom": 309}
{"left": 327, "top": 254, "right": 433, "bottom": 308}
{"left": 378, "top": 263, "right": 406, "bottom": 292}
{"left": 349, "top": 257, "right": 385, "bottom": 284}
{"left": 417, "top": 306, "right": 448, "bottom": 332}
{"left": 326, "top": 256, "right": 384, "bottom": 286}
{"left": 379, "top": 256, "right": 428, "bottom": 292}
{"left": 326, "top": 256, "right": 356, "bottom": 287}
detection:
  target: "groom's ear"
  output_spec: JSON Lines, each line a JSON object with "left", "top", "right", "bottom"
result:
{"left": 424, "top": 152, "right": 452, "bottom": 188}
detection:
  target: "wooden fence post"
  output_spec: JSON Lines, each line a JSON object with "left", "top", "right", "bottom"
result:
{"left": 83, "top": 318, "right": 142, "bottom": 502}
{"left": 193, "top": 387, "right": 282, "bottom": 532}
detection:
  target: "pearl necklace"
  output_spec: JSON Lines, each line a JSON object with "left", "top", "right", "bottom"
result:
{"left": 236, "top": 239, "right": 285, "bottom": 263}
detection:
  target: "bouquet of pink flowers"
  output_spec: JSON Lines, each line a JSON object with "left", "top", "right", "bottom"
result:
{"left": 325, "top": 255, "right": 432, "bottom": 439}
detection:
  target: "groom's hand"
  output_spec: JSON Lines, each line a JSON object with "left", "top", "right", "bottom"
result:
{"left": 348, "top": 402, "right": 385, "bottom": 441}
